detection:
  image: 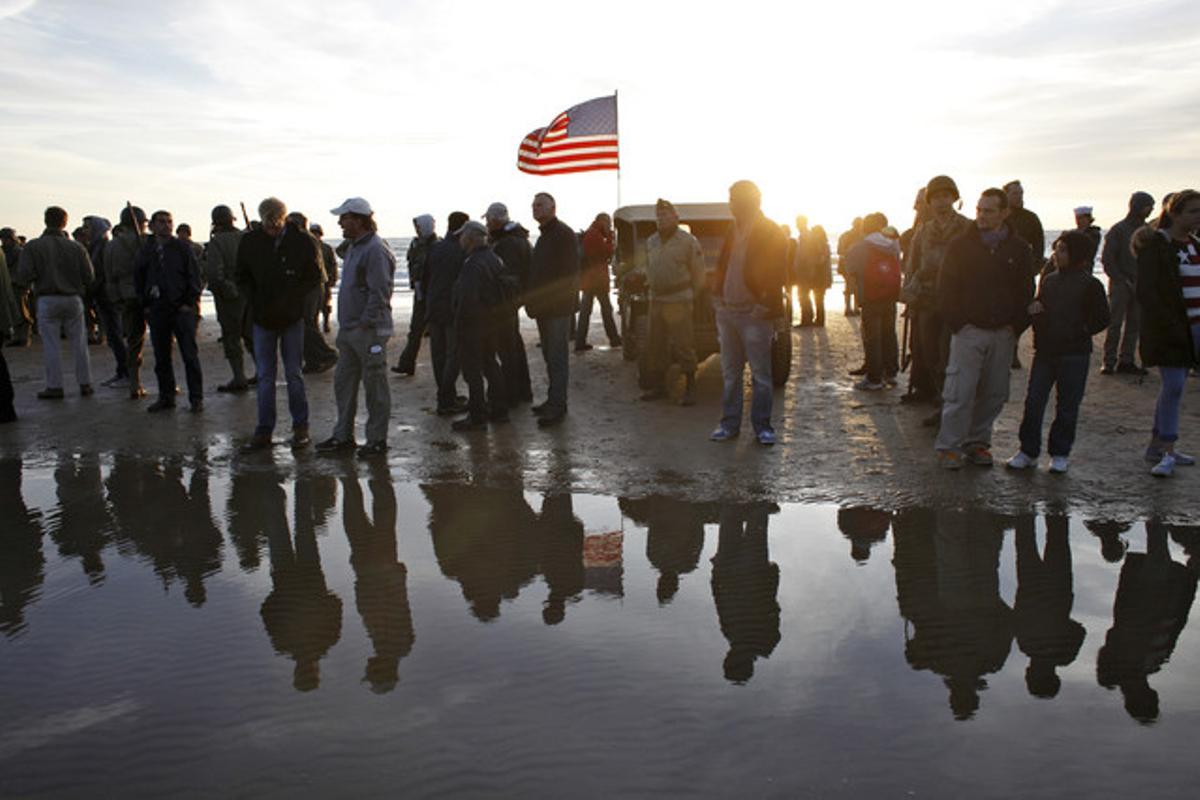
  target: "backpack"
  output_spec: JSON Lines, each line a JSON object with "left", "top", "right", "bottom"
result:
{"left": 862, "top": 246, "right": 902, "bottom": 303}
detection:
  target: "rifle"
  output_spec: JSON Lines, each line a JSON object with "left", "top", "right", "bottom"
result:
{"left": 239, "top": 202, "right": 252, "bottom": 229}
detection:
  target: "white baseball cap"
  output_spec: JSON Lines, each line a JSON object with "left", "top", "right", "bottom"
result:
{"left": 331, "top": 197, "right": 374, "bottom": 216}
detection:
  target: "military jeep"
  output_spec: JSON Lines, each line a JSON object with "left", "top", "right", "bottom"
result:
{"left": 612, "top": 203, "right": 792, "bottom": 387}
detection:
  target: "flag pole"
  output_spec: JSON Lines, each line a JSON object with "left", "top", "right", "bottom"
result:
{"left": 614, "top": 89, "right": 622, "bottom": 211}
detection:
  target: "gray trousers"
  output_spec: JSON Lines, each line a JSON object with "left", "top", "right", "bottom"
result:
{"left": 333, "top": 327, "right": 391, "bottom": 445}
{"left": 37, "top": 295, "right": 91, "bottom": 389}
{"left": 1103, "top": 277, "right": 1140, "bottom": 368}
{"left": 935, "top": 325, "right": 1015, "bottom": 452}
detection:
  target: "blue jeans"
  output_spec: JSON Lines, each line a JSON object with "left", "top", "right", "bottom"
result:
{"left": 253, "top": 320, "right": 307, "bottom": 435}
{"left": 536, "top": 315, "right": 571, "bottom": 412}
{"left": 1018, "top": 352, "right": 1089, "bottom": 457}
{"left": 716, "top": 306, "right": 774, "bottom": 434}
{"left": 1152, "top": 326, "right": 1200, "bottom": 443}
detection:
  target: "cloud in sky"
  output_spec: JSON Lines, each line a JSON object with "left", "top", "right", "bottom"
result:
{"left": 1, "top": 0, "right": 1198, "bottom": 237}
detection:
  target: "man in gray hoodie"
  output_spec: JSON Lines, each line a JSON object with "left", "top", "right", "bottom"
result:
{"left": 392, "top": 213, "right": 436, "bottom": 375}
{"left": 1100, "top": 191, "right": 1154, "bottom": 375}
{"left": 317, "top": 197, "right": 396, "bottom": 458}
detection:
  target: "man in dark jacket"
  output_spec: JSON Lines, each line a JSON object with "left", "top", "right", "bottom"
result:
{"left": 310, "top": 224, "right": 339, "bottom": 333}
{"left": 486, "top": 201, "right": 533, "bottom": 406}
{"left": 451, "top": 221, "right": 508, "bottom": 431}
{"left": 392, "top": 214, "right": 436, "bottom": 375}
{"left": 1072, "top": 206, "right": 1102, "bottom": 269}
{"left": 284, "top": 211, "right": 337, "bottom": 375}
{"left": 934, "top": 188, "right": 1035, "bottom": 469}
{"left": 134, "top": 209, "right": 203, "bottom": 412}
{"left": 1101, "top": 192, "right": 1154, "bottom": 375}
{"left": 104, "top": 206, "right": 150, "bottom": 398}
{"left": 235, "top": 197, "right": 323, "bottom": 450}
{"left": 709, "top": 180, "right": 787, "bottom": 446}
{"left": 0, "top": 247, "right": 18, "bottom": 422}
{"left": 1004, "top": 180, "right": 1045, "bottom": 369}
{"left": 425, "top": 211, "right": 469, "bottom": 415}
{"left": 526, "top": 192, "right": 579, "bottom": 427}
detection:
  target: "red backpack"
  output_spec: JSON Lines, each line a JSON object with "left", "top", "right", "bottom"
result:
{"left": 862, "top": 246, "right": 902, "bottom": 304}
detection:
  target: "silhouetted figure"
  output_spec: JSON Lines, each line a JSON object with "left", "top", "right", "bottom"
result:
{"left": 711, "top": 502, "right": 780, "bottom": 684}
{"left": 837, "top": 506, "right": 891, "bottom": 564}
{"left": 425, "top": 483, "right": 539, "bottom": 622}
{"left": 1084, "top": 519, "right": 1130, "bottom": 564}
{"left": 226, "top": 465, "right": 274, "bottom": 572}
{"left": 620, "top": 496, "right": 709, "bottom": 605}
{"left": 255, "top": 474, "right": 343, "bottom": 691}
{"left": 1096, "top": 520, "right": 1198, "bottom": 723}
{"left": 538, "top": 493, "right": 585, "bottom": 626}
{"left": 343, "top": 464, "right": 414, "bottom": 692}
{"left": 119, "top": 457, "right": 223, "bottom": 607}
{"left": 49, "top": 453, "right": 112, "bottom": 583}
{"left": 1013, "top": 515, "right": 1085, "bottom": 698}
{"left": 0, "top": 458, "right": 46, "bottom": 637}
{"left": 894, "top": 508, "right": 1013, "bottom": 719}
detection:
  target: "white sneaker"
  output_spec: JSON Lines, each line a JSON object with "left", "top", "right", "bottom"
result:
{"left": 1151, "top": 453, "right": 1176, "bottom": 478}
{"left": 1049, "top": 456, "right": 1069, "bottom": 474}
{"left": 1006, "top": 451, "right": 1036, "bottom": 470}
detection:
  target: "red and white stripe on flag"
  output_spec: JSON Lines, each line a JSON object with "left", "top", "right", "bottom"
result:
{"left": 517, "top": 95, "right": 619, "bottom": 176}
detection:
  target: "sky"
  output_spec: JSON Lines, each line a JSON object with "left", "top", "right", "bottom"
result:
{"left": 1, "top": 0, "right": 1198, "bottom": 239}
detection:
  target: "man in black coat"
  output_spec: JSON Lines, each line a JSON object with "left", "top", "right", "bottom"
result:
{"left": 525, "top": 192, "right": 579, "bottom": 427}
{"left": 134, "top": 209, "right": 203, "bottom": 412}
{"left": 486, "top": 202, "right": 533, "bottom": 405}
{"left": 451, "top": 221, "right": 508, "bottom": 431}
{"left": 235, "top": 197, "right": 323, "bottom": 450}
{"left": 934, "top": 188, "right": 1035, "bottom": 469}
{"left": 424, "top": 211, "right": 469, "bottom": 415}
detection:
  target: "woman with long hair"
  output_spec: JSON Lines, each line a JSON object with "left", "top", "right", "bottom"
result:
{"left": 1136, "top": 189, "right": 1200, "bottom": 477}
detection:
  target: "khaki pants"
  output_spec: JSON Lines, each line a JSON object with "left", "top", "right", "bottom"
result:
{"left": 935, "top": 325, "right": 1015, "bottom": 452}
{"left": 647, "top": 299, "right": 696, "bottom": 389}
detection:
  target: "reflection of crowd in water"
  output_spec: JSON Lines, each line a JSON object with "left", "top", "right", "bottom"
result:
{"left": 2, "top": 459, "right": 1197, "bottom": 722}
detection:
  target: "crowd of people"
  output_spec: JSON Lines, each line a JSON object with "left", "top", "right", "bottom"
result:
{"left": 1, "top": 179, "right": 1198, "bottom": 476}
{"left": 794, "top": 179, "right": 1200, "bottom": 478}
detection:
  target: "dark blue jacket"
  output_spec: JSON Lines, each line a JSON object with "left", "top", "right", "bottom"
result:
{"left": 938, "top": 225, "right": 1034, "bottom": 334}
{"left": 425, "top": 234, "right": 465, "bottom": 326}
{"left": 134, "top": 236, "right": 202, "bottom": 314}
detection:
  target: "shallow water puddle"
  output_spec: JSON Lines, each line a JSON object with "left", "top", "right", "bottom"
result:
{"left": 2, "top": 453, "right": 1199, "bottom": 797}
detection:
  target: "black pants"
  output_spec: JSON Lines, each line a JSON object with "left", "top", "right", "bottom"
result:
{"left": 861, "top": 302, "right": 898, "bottom": 383}
{"left": 395, "top": 294, "right": 427, "bottom": 372}
{"left": 148, "top": 307, "right": 203, "bottom": 404}
{"left": 575, "top": 289, "right": 620, "bottom": 346}
{"left": 302, "top": 288, "right": 337, "bottom": 368}
{"left": 496, "top": 305, "right": 532, "bottom": 403}
{"left": 914, "top": 307, "right": 950, "bottom": 399}
{"left": 427, "top": 319, "right": 459, "bottom": 409}
{"left": 119, "top": 299, "right": 147, "bottom": 387}
{"left": 95, "top": 293, "right": 127, "bottom": 377}
{"left": 458, "top": 322, "right": 506, "bottom": 420}
{"left": 798, "top": 286, "right": 826, "bottom": 326}
{"left": 0, "top": 343, "right": 14, "bottom": 421}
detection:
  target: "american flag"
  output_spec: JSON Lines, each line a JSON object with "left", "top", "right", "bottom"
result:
{"left": 517, "top": 95, "right": 619, "bottom": 176}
